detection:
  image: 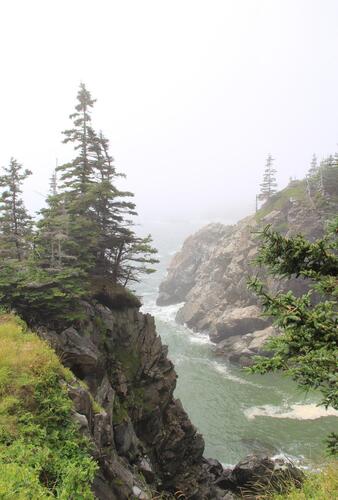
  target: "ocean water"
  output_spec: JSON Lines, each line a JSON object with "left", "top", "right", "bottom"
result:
{"left": 135, "top": 221, "right": 337, "bottom": 467}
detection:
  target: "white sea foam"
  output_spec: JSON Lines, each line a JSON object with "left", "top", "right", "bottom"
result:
{"left": 141, "top": 301, "right": 185, "bottom": 323}
{"left": 244, "top": 403, "right": 338, "bottom": 421}
{"left": 210, "top": 360, "right": 263, "bottom": 387}
{"left": 188, "top": 331, "right": 213, "bottom": 346}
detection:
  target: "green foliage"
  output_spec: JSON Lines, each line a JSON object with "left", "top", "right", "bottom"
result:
{"left": 0, "top": 84, "right": 158, "bottom": 323}
{"left": 0, "top": 259, "right": 88, "bottom": 325}
{"left": 247, "top": 219, "right": 338, "bottom": 454}
{"left": 0, "top": 314, "right": 97, "bottom": 498}
{"left": 271, "top": 462, "right": 338, "bottom": 499}
{"left": 306, "top": 153, "right": 338, "bottom": 203}
{"left": 0, "top": 158, "right": 32, "bottom": 261}
{"left": 92, "top": 279, "right": 141, "bottom": 310}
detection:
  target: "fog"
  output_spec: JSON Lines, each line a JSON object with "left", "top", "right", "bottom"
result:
{"left": 1, "top": 0, "right": 338, "bottom": 231}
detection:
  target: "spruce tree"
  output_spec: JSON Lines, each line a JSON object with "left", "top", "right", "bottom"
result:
{"left": 56, "top": 83, "right": 99, "bottom": 270}
{"left": 88, "top": 129, "right": 157, "bottom": 287}
{"left": 248, "top": 221, "right": 338, "bottom": 454}
{"left": 35, "top": 170, "right": 70, "bottom": 269}
{"left": 308, "top": 153, "right": 318, "bottom": 177}
{"left": 59, "top": 83, "right": 96, "bottom": 194}
{"left": 258, "top": 155, "right": 277, "bottom": 202}
{"left": 0, "top": 158, "right": 32, "bottom": 261}
{"left": 109, "top": 231, "right": 158, "bottom": 286}
{"left": 306, "top": 154, "right": 320, "bottom": 201}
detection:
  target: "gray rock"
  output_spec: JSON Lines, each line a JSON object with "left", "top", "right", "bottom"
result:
{"left": 230, "top": 454, "right": 304, "bottom": 495}
{"left": 138, "top": 457, "right": 155, "bottom": 483}
{"left": 212, "top": 306, "right": 270, "bottom": 343}
{"left": 132, "top": 486, "right": 148, "bottom": 499}
{"left": 72, "top": 411, "right": 89, "bottom": 431}
{"left": 215, "top": 325, "right": 277, "bottom": 366}
{"left": 156, "top": 190, "right": 333, "bottom": 364}
{"left": 59, "top": 327, "right": 100, "bottom": 378}
{"left": 114, "top": 420, "right": 141, "bottom": 460}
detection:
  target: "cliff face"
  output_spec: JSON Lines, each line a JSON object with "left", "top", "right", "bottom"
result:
{"left": 157, "top": 181, "right": 337, "bottom": 365}
{"left": 38, "top": 301, "right": 233, "bottom": 499}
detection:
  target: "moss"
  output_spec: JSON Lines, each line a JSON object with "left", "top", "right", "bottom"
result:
{"left": 114, "top": 346, "right": 141, "bottom": 380}
{"left": 0, "top": 313, "right": 97, "bottom": 499}
{"left": 128, "top": 387, "right": 152, "bottom": 413}
{"left": 112, "top": 396, "right": 129, "bottom": 425}
{"left": 91, "top": 396, "right": 104, "bottom": 414}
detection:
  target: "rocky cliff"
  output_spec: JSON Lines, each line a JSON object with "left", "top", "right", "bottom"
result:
{"left": 157, "top": 180, "right": 337, "bottom": 365}
{"left": 37, "top": 300, "right": 237, "bottom": 499}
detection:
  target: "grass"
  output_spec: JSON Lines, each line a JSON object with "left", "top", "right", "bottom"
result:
{"left": 271, "top": 463, "right": 338, "bottom": 500}
{"left": 246, "top": 462, "right": 338, "bottom": 500}
{"left": 0, "top": 313, "right": 97, "bottom": 499}
{"left": 256, "top": 180, "right": 307, "bottom": 222}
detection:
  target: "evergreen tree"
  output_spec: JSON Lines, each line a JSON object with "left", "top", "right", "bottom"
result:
{"left": 109, "top": 231, "right": 158, "bottom": 286}
{"left": 248, "top": 221, "right": 338, "bottom": 455}
{"left": 59, "top": 83, "right": 96, "bottom": 194}
{"left": 0, "top": 84, "right": 158, "bottom": 322}
{"left": 51, "top": 83, "right": 157, "bottom": 290}
{"left": 56, "top": 83, "right": 99, "bottom": 270}
{"left": 35, "top": 170, "right": 70, "bottom": 269}
{"left": 319, "top": 155, "right": 338, "bottom": 197}
{"left": 88, "top": 130, "right": 157, "bottom": 286}
{"left": 258, "top": 155, "right": 277, "bottom": 202}
{"left": 306, "top": 154, "right": 320, "bottom": 201}
{"left": 308, "top": 153, "right": 318, "bottom": 177}
{"left": 0, "top": 158, "right": 32, "bottom": 261}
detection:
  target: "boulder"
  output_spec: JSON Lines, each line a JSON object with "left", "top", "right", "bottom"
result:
{"left": 59, "top": 327, "right": 100, "bottom": 378}
{"left": 211, "top": 306, "right": 270, "bottom": 343}
{"left": 215, "top": 326, "right": 276, "bottom": 366}
{"left": 230, "top": 454, "right": 304, "bottom": 495}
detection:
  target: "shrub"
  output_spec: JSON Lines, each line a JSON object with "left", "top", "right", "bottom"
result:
{"left": 0, "top": 314, "right": 97, "bottom": 498}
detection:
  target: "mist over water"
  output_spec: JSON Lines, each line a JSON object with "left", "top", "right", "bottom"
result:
{"left": 136, "top": 220, "right": 337, "bottom": 467}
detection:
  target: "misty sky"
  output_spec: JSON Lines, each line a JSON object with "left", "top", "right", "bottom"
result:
{"left": 1, "top": 0, "right": 338, "bottom": 229}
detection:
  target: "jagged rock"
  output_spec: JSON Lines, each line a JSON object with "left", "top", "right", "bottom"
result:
{"left": 211, "top": 305, "right": 270, "bottom": 343}
{"left": 68, "top": 383, "right": 92, "bottom": 417}
{"left": 229, "top": 454, "right": 304, "bottom": 496}
{"left": 36, "top": 297, "right": 305, "bottom": 499}
{"left": 138, "top": 457, "right": 155, "bottom": 483}
{"left": 73, "top": 411, "right": 89, "bottom": 431}
{"left": 157, "top": 184, "right": 335, "bottom": 363}
{"left": 94, "top": 410, "right": 114, "bottom": 450}
{"left": 157, "top": 223, "right": 233, "bottom": 306}
{"left": 59, "top": 326, "right": 101, "bottom": 380}
{"left": 38, "top": 301, "right": 234, "bottom": 499}
{"left": 214, "top": 326, "right": 277, "bottom": 366}
{"left": 114, "top": 419, "right": 141, "bottom": 460}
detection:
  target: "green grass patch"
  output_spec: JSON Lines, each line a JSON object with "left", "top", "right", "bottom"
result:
{"left": 271, "top": 462, "right": 338, "bottom": 499}
{"left": 0, "top": 313, "right": 97, "bottom": 499}
{"left": 256, "top": 181, "right": 307, "bottom": 222}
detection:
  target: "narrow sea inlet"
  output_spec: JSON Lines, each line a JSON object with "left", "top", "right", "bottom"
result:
{"left": 138, "top": 235, "right": 338, "bottom": 468}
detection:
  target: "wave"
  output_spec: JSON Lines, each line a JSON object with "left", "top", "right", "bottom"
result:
{"left": 210, "top": 360, "right": 263, "bottom": 387}
{"left": 141, "top": 300, "right": 185, "bottom": 323}
{"left": 244, "top": 403, "right": 338, "bottom": 421}
{"left": 188, "top": 332, "right": 212, "bottom": 345}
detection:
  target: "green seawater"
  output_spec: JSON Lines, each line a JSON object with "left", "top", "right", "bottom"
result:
{"left": 137, "top": 222, "right": 337, "bottom": 467}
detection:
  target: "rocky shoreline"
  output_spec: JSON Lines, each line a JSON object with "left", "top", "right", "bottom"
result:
{"left": 157, "top": 182, "right": 335, "bottom": 366}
